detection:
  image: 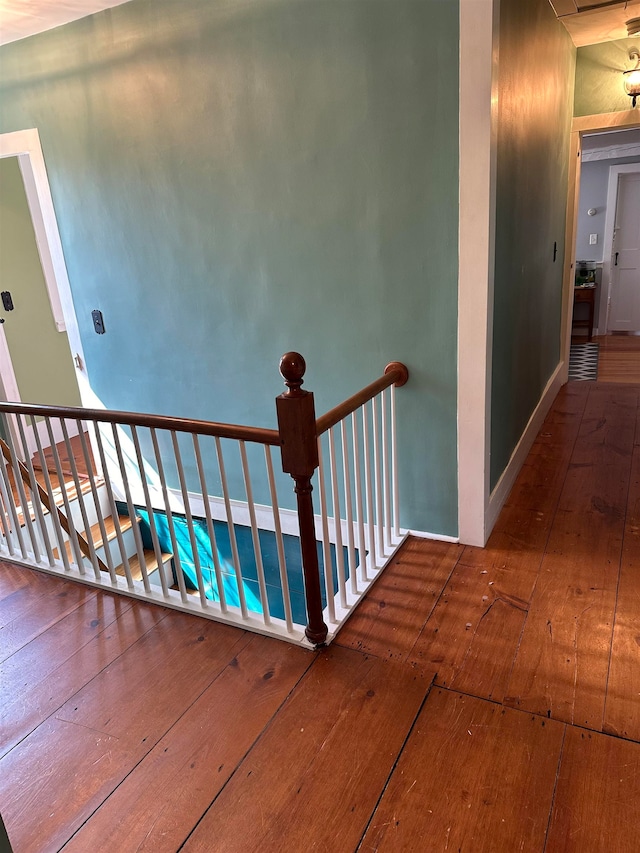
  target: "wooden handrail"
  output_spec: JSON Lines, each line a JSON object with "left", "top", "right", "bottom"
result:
{"left": 315, "top": 361, "right": 409, "bottom": 435}
{"left": 0, "top": 439, "right": 109, "bottom": 573}
{"left": 0, "top": 402, "right": 280, "bottom": 446}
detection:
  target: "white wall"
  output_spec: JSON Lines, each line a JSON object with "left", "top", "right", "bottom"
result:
{"left": 576, "top": 151, "right": 640, "bottom": 262}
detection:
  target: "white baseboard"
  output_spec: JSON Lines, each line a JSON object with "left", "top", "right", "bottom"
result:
{"left": 486, "top": 361, "right": 564, "bottom": 536}
{"left": 165, "top": 490, "right": 462, "bottom": 547}
{"left": 168, "top": 487, "right": 388, "bottom": 549}
{"left": 406, "top": 528, "right": 460, "bottom": 544}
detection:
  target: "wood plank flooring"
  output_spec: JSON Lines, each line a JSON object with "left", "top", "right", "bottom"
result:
{"left": 2, "top": 381, "right": 640, "bottom": 851}
{"left": 593, "top": 333, "right": 640, "bottom": 383}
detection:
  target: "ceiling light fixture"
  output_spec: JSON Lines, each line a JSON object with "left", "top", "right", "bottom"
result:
{"left": 623, "top": 48, "right": 640, "bottom": 107}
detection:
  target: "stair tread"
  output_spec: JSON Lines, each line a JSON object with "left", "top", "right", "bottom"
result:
{"left": 52, "top": 514, "right": 135, "bottom": 561}
{"left": 116, "top": 550, "right": 173, "bottom": 582}
{"left": 13, "top": 476, "right": 105, "bottom": 528}
{"left": 87, "top": 513, "right": 135, "bottom": 549}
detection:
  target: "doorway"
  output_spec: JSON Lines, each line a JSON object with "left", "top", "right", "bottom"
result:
{"left": 0, "top": 129, "right": 87, "bottom": 459}
{"left": 562, "top": 111, "right": 640, "bottom": 379}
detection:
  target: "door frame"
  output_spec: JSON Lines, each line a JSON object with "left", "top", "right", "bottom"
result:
{"left": 457, "top": 0, "right": 499, "bottom": 546}
{"left": 0, "top": 128, "right": 88, "bottom": 457}
{"left": 601, "top": 164, "right": 640, "bottom": 333}
{"left": 561, "top": 110, "right": 640, "bottom": 378}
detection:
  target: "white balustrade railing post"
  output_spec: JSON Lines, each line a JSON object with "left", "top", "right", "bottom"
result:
{"left": 215, "top": 436, "right": 248, "bottom": 619}
{"left": 340, "top": 420, "right": 358, "bottom": 596}
{"left": 193, "top": 434, "right": 227, "bottom": 611}
{"left": 328, "top": 427, "right": 347, "bottom": 609}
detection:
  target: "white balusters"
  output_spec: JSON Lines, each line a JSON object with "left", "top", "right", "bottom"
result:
{"left": 316, "top": 438, "right": 335, "bottom": 625}
{"left": 92, "top": 422, "right": 133, "bottom": 585}
{"left": 215, "top": 436, "right": 248, "bottom": 620}
{"left": 131, "top": 425, "right": 169, "bottom": 597}
{"left": 328, "top": 427, "right": 347, "bottom": 609}
{"left": 390, "top": 383, "right": 400, "bottom": 538}
{"left": 340, "top": 420, "right": 358, "bottom": 597}
{"left": 312, "top": 385, "right": 405, "bottom": 627}
{"left": 193, "top": 435, "right": 227, "bottom": 612}
{"left": 44, "top": 419, "right": 86, "bottom": 573}
{"left": 0, "top": 357, "right": 407, "bottom": 648}
{"left": 265, "top": 445, "right": 293, "bottom": 633}
{"left": 352, "top": 410, "right": 368, "bottom": 585}
{"left": 60, "top": 419, "right": 102, "bottom": 580}
{"left": 150, "top": 427, "right": 187, "bottom": 602}
{"left": 240, "top": 441, "right": 271, "bottom": 626}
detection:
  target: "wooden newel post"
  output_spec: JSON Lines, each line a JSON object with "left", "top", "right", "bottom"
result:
{"left": 276, "top": 352, "right": 328, "bottom": 646}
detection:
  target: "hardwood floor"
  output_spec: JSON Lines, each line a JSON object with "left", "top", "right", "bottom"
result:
{"left": 593, "top": 333, "right": 640, "bottom": 383}
{"left": 2, "top": 381, "right": 640, "bottom": 851}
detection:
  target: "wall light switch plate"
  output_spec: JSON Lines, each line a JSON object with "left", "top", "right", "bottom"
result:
{"left": 589, "top": 233, "right": 598, "bottom": 245}
{"left": 92, "top": 309, "right": 105, "bottom": 334}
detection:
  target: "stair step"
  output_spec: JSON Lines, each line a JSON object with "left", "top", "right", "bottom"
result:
{"left": 116, "top": 550, "right": 173, "bottom": 582}
{"left": 52, "top": 514, "right": 136, "bottom": 562}
{"left": 12, "top": 476, "right": 105, "bottom": 529}
{"left": 88, "top": 513, "right": 135, "bottom": 550}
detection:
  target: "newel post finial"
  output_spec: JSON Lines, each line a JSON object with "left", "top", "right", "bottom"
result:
{"left": 275, "top": 352, "right": 328, "bottom": 647}
{"left": 279, "top": 351, "right": 307, "bottom": 395}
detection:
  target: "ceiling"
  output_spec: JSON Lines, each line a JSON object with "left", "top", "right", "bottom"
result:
{"left": 0, "top": 0, "right": 638, "bottom": 49}
{"left": 0, "top": 0, "right": 134, "bottom": 46}
{"left": 551, "top": 1, "right": 640, "bottom": 45}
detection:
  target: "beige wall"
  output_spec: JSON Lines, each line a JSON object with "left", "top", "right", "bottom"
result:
{"left": 0, "top": 157, "right": 81, "bottom": 406}
{"left": 575, "top": 38, "right": 639, "bottom": 116}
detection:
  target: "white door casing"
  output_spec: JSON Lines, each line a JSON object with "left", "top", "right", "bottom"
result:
{"left": 0, "top": 128, "right": 87, "bottom": 456}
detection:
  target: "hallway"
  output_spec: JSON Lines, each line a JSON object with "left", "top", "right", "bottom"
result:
{"left": 1, "top": 381, "right": 639, "bottom": 851}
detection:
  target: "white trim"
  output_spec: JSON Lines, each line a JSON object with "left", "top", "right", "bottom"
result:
{"left": 405, "top": 528, "right": 460, "bottom": 544}
{"left": 145, "top": 486, "right": 464, "bottom": 548}
{"left": 0, "top": 324, "right": 24, "bottom": 454}
{"left": 601, "top": 163, "right": 640, "bottom": 334}
{"left": 560, "top": 129, "right": 581, "bottom": 381}
{"left": 457, "top": 0, "right": 499, "bottom": 547}
{"left": 563, "top": 113, "right": 640, "bottom": 367}
{"left": 486, "top": 361, "right": 563, "bottom": 531}
{"left": 581, "top": 142, "right": 640, "bottom": 162}
{"left": 0, "top": 130, "right": 65, "bottom": 331}
{"left": 0, "top": 129, "right": 88, "bottom": 403}
{"left": 0, "top": 326, "right": 21, "bottom": 404}
{"left": 167, "top": 486, "right": 402, "bottom": 550}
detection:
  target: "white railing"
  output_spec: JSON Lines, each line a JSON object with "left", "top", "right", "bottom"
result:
{"left": 313, "top": 369, "right": 407, "bottom": 635}
{"left": 0, "top": 353, "right": 409, "bottom": 646}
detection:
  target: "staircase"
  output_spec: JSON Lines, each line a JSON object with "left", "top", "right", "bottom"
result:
{"left": 1, "top": 436, "right": 173, "bottom": 587}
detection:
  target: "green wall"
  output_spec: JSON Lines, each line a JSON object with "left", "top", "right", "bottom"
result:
{"left": 575, "top": 38, "right": 640, "bottom": 117}
{"left": 0, "top": 157, "right": 81, "bottom": 406}
{"left": 0, "top": 0, "right": 460, "bottom": 535}
{"left": 490, "top": 0, "right": 575, "bottom": 489}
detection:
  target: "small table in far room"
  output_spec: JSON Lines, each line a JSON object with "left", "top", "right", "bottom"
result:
{"left": 572, "top": 285, "right": 596, "bottom": 341}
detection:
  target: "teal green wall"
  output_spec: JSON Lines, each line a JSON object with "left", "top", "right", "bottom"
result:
{"left": 575, "top": 38, "right": 640, "bottom": 117}
{"left": 0, "top": 0, "right": 459, "bottom": 535}
{"left": 0, "top": 157, "right": 81, "bottom": 406}
{"left": 490, "top": 0, "right": 575, "bottom": 489}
